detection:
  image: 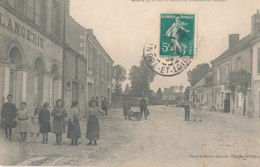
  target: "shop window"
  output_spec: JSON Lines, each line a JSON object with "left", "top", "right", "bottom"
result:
{"left": 35, "top": 57, "right": 44, "bottom": 73}
{"left": 9, "top": 70, "right": 15, "bottom": 97}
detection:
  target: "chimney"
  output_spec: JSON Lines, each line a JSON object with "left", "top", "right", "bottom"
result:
{"left": 65, "top": 0, "right": 70, "bottom": 14}
{"left": 228, "top": 34, "right": 239, "bottom": 48}
{"left": 251, "top": 9, "right": 260, "bottom": 35}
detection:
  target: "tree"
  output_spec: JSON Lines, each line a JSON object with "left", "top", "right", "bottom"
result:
{"left": 187, "top": 63, "right": 211, "bottom": 86}
{"left": 184, "top": 86, "right": 190, "bottom": 100}
{"left": 112, "top": 64, "right": 127, "bottom": 96}
{"left": 129, "top": 58, "right": 156, "bottom": 97}
{"left": 179, "top": 85, "right": 184, "bottom": 93}
{"left": 156, "top": 88, "right": 163, "bottom": 100}
{"left": 226, "top": 70, "right": 251, "bottom": 115}
{"left": 123, "top": 83, "right": 131, "bottom": 96}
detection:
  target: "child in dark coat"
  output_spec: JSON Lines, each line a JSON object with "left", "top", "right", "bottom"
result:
{"left": 39, "top": 102, "right": 51, "bottom": 144}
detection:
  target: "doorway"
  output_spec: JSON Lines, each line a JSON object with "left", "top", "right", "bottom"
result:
{"left": 224, "top": 93, "right": 231, "bottom": 113}
{"left": 72, "top": 82, "right": 79, "bottom": 102}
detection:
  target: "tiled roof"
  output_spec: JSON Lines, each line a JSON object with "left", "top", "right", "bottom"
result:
{"left": 211, "top": 34, "right": 260, "bottom": 64}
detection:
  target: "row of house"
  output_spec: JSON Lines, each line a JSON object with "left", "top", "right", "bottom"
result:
{"left": 191, "top": 10, "right": 260, "bottom": 117}
{"left": 0, "top": 0, "right": 113, "bottom": 113}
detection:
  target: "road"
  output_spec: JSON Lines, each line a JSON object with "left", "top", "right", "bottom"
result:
{"left": 1, "top": 105, "right": 260, "bottom": 166}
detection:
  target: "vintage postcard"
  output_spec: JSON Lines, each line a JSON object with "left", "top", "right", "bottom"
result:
{"left": 0, "top": 0, "right": 260, "bottom": 167}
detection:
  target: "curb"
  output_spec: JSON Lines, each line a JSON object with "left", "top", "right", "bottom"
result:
{"left": 16, "top": 157, "right": 47, "bottom": 166}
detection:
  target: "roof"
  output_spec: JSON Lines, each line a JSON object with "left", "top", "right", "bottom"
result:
{"left": 211, "top": 33, "right": 260, "bottom": 65}
{"left": 191, "top": 71, "right": 213, "bottom": 89}
{"left": 86, "top": 30, "right": 114, "bottom": 63}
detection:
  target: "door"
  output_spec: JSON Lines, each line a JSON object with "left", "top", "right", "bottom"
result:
{"left": 224, "top": 93, "right": 230, "bottom": 113}
{"left": 72, "top": 82, "right": 79, "bottom": 102}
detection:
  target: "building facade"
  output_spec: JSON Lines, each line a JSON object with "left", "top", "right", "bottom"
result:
{"left": 211, "top": 10, "right": 260, "bottom": 116}
{"left": 86, "top": 29, "right": 113, "bottom": 104}
{"left": 0, "top": 0, "right": 65, "bottom": 111}
{"left": 0, "top": 0, "right": 114, "bottom": 114}
{"left": 64, "top": 0, "right": 113, "bottom": 110}
{"left": 190, "top": 71, "right": 213, "bottom": 111}
{"left": 64, "top": 9, "right": 87, "bottom": 112}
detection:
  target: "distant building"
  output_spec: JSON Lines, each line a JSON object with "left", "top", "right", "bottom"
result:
{"left": 211, "top": 10, "right": 260, "bottom": 116}
{"left": 190, "top": 71, "right": 213, "bottom": 111}
{"left": 162, "top": 86, "right": 182, "bottom": 103}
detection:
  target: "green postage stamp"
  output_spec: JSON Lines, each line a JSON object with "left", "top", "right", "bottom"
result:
{"left": 160, "top": 13, "right": 195, "bottom": 57}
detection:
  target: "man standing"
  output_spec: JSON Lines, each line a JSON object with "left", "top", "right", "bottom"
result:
{"left": 140, "top": 97, "right": 147, "bottom": 120}
{"left": 101, "top": 97, "right": 108, "bottom": 116}
{"left": 184, "top": 98, "right": 190, "bottom": 121}
{"left": 1, "top": 95, "right": 17, "bottom": 141}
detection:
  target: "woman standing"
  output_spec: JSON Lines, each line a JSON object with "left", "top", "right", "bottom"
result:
{"left": 39, "top": 102, "right": 51, "bottom": 144}
{"left": 29, "top": 106, "right": 41, "bottom": 143}
{"left": 86, "top": 100, "right": 101, "bottom": 146}
{"left": 51, "top": 99, "right": 67, "bottom": 145}
{"left": 17, "top": 102, "right": 30, "bottom": 142}
{"left": 67, "top": 101, "right": 81, "bottom": 146}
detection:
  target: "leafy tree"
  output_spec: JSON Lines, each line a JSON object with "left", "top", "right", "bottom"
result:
{"left": 226, "top": 70, "right": 251, "bottom": 115}
{"left": 129, "top": 58, "right": 156, "bottom": 97}
{"left": 179, "top": 85, "right": 184, "bottom": 92}
{"left": 187, "top": 63, "right": 211, "bottom": 86}
{"left": 123, "top": 83, "right": 131, "bottom": 96}
{"left": 112, "top": 64, "right": 127, "bottom": 96}
{"left": 156, "top": 88, "right": 163, "bottom": 100}
{"left": 184, "top": 86, "right": 190, "bottom": 100}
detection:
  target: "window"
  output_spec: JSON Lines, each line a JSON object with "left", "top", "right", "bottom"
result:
{"left": 15, "top": 0, "right": 25, "bottom": 15}
{"left": 82, "top": 84, "right": 85, "bottom": 90}
{"left": 225, "top": 63, "right": 230, "bottom": 81}
{"left": 93, "top": 50, "right": 97, "bottom": 74}
{"left": 2, "top": 0, "right": 14, "bottom": 7}
{"left": 67, "top": 81, "right": 71, "bottom": 88}
{"left": 75, "top": 56, "right": 78, "bottom": 79}
{"left": 221, "top": 92, "right": 224, "bottom": 104}
{"left": 258, "top": 48, "right": 260, "bottom": 73}
{"left": 236, "top": 92, "right": 242, "bottom": 108}
{"left": 88, "top": 46, "right": 93, "bottom": 71}
{"left": 52, "top": 0, "right": 62, "bottom": 40}
{"left": 9, "top": 70, "right": 15, "bottom": 96}
{"left": 26, "top": 0, "right": 35, "bottom": 21}
{"left": 236, "top": 57, "right": 242, "bottom": 70}
{"left": 39, "top": 0, "right": 47, "bottom": 30}
{"left": 217, "top": 68, "right": 220, "bottom": 82}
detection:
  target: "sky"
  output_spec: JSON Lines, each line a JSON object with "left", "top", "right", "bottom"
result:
{"left": 70, "top": 0, "right": 260, "bottom": 91}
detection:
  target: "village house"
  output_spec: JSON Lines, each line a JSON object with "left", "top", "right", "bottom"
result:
{"left": 190, "top": 71, "right": 213, "bottom": 111}
{"left": 211, "top": 10, "right": 260, "bottom": 117}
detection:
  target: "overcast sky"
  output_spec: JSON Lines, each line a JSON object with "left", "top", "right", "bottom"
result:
{"left": 70, "top": 0, "right": 259, "bottom": 91}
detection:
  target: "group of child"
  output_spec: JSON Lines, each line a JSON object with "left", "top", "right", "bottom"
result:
{"left": 2, "top": 94, "right": 103, "bottom": 146}
{"left": 16, "top": 102, "right": 51, "bottom": 143}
